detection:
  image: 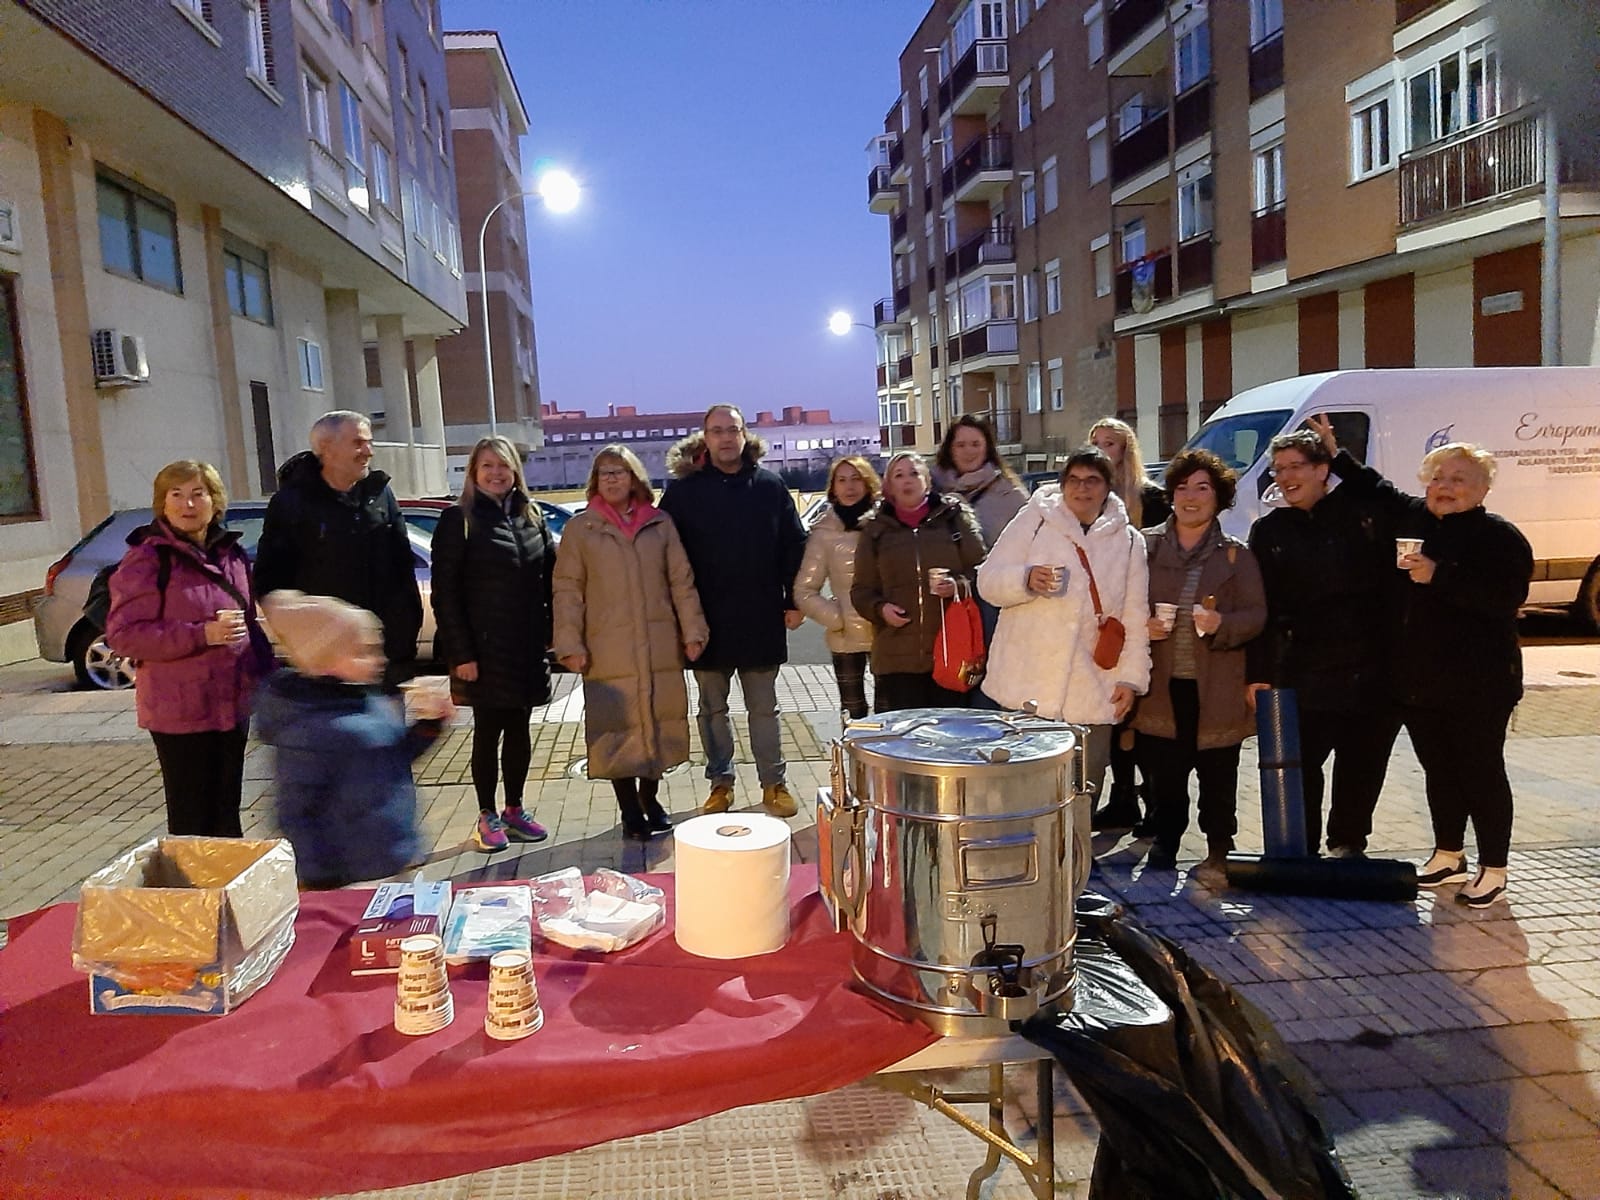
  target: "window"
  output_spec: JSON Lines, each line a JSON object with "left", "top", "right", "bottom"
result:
{"left": 1026, "top": 363, "right": 1042, "bottom": 413}
{"left": 0, "top": 274, "right": 39, "bottom": 517}
{"left": 1085, "top": 4, "right": 1105, "bottom": 64}
{"left": 436, "top": 107, "right": 448, "bottom": 158}
{"left": 1178, "top": 165, "right": 1214, "bottom": 241}
{"left": 397, "top": 41, "right": 411, "bottom": 104}
{"left": 942, "top": 210, "right": 958, "bottom": 254}
{"left": 1017, "top": 76, "right": 1033, "bottom": 130}
{"left": 1254, "top": 143, "right": 1285, "bottom": 210}
{"left": 1092, "top": 238, "right": 1112, "bottom": 297}
{"left": 298, "top": 338, "right": 325, "bottom": 390}
{"left": 419, "top": 77, "right": 430, "bottom": 128}
{"left": 371, "top": 140, "right": 395, "bottom": 209}
{"left": 1088, "top": 126, "right": 1108, "bottom": 185}
{"left": 222, "top": 236, "right": 272, "bottom": 323}
{"left": 1250, "top": 0, "right": 1283, "bottom": 45}
{"left": 173, "top": 0, "right": 214, "bottom": 26}
{"left": 1351, "top": 95, "right": 1392, "bottom": 179}
{"left": 1022, "top": 271, "right": 1038, "bottom": 321}
{"left": 1175, "top": 18, "right": 1211, "bottom": 93}
{"left": 302, "top": 66, "right": 331, "bottom": 146}
{"left": 1406, "top": 38, "right": 1503, "bottom": 150}
{"left": 244, "top": 0, "right": 275, "bottom": 86}
{"left": 918, "top": 65, "right": 929, "bottom": 107}
{"left": 881, "top": 394, "right": 910, "bottom": 425}
{"left": 1041, "top": 157, "right": 1059, "bottom": 213}
{"left": 411, "top": 179, "right": 428, "bottom": 245}
{"left": 331, "top": 0, "right": 355, "bottom": 41}
{"left": 940, "top": 116, "right": 954, "bottom": 167}
{"left": 1014, "top": 0, "right": 1029, "bottom": 30}
{"left": 1116, "top": 95, "right": 1145, "bottom": 139}
{"left": 962, "top": 277, "right": 1015, "bottom": 326}
{"left": 1044, "top": 260, "right": 1061, "bottom": 314}
{"left": 96, "top": 171, "right": 182, "bottom": 292}
{"left": 1038, "top": 51, "right": 1055, "bottom": 109}
{"left": 433, "top": 201, "right": 447, "bottom": 261}
{"left": 339, "top": 80, "right": 367, "bottom": 209}
{"left": 1021, "top": 174, "right": 1037, "bottom": 227}
{"left": 1120, "top": 217, "right": 1146, "bottom": 264}
{"left": 1049, "top": 362, "right": 1064, "bottom": 411}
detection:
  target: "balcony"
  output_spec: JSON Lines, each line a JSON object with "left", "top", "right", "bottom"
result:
{"left": 982, "top": 407, "right": 1023, "bottom": 445}
{"left": 890, "top": 207, "right": 910, "bottom": 250}
{"left": 1114, "top": 249, "right": 1174, "bottom": 315}
{"left": 893, "top": 282, "right": 912, "bottom": 314}
{"left": 1252, "top": 202, "right": 1287, "bottom": 270}
{"left": 308, "top": 139, "right": 346, "bottom": 208}
{"left": 877, "top": 360, "right": 910, "bottom": 390}
{"left": 939, "top": 39, "right": 1008, "bottom": 116}
{"left": 874, "top": 296, "right": 906, "bottom": 328}
{"left": 946, "top": 319, "right": 1019, "bottom": 366}
{"left": 868, "top": 165, "right": 899, "bottom": 213}
{"left": 1398, "top": 106, "right": 1556, "bottom": 228}
{"left": 1108, "top": 0, "right": 1166, "bottom": 64}
{"left": 1173, "top": 80, "right": 1212, "bottom": 148}
{"left": 1396, "top": 0, "right": 1446, "bottom": 25}
{"left": 881, "top": 424, "right": 920, "bottom": 450}
{"left": 1176, "top": 234, "right": 1214, "bottom": 293}
{"left": 888, "top": 135, "right": 908, "bottom": 183}
{"left": 950, "top": 132, "right": 1013, "bottom": 203}
{"left": 896, "top": 351, "right": 914, "bottom": 379}
{"left": 1111, "top": 111, "right": 1169, "bottom": 187}
{"left": 1248, "top": 31, "right": 1284, "bottom": 100}
{"left": 362, "top": 44, "right": 390, "bottom": 112}
{"left": 948, "top": 223, "right": 1015, "bottom": 280}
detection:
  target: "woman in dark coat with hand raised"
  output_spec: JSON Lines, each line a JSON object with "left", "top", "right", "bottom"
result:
{"left": 430, "top": 436, "right": 555, "bottom": 853}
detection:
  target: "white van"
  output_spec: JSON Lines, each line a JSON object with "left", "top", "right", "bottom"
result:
{"left": 1181, "top": 367, "right": 1600, "bottom": 629}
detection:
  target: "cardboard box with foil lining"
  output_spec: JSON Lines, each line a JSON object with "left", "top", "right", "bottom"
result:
{"left": 72, "top": 837, "right": 299, "bottom": 1015}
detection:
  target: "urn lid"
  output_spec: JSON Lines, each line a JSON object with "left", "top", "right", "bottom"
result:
{"left": 841, "top": 707, "right": 1079, "bottom": 770}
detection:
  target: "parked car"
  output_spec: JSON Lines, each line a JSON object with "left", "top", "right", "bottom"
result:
{"left": 406, "top": 496, "right": 574, "bottom": 543}
{"left": 33, "top": 501, "right": 436, "bottom": 690}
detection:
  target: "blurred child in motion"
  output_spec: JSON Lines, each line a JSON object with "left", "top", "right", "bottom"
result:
{"left": 256, "top": 590, "right": 453, "bottom": 890}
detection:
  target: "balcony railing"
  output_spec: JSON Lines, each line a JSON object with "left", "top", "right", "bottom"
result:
{"left": 874, "top": 296, "right": 897, "bottom": 326}
{"left": 893, "top": 283, "right": 912, "bottom": 313}
{"left": 887, "top": 137, "right": 905, "bottom": 176}
{"left": 946, "top": 319, "right": 1019, "bottom": 364}
{"left": 1252, "top": 202, "right": 1287, "bottom": 269}
{"left": 1176, "top": 234, "right": 1213, "bottom": 293}
{"left": 948, "top": 222, "right": 1015, "bottom": 279}
{"left": 896, "top": 351, "right": 914, "bottom": 379}
{"left": 308, "top": 139, "right": 346, "bottom": 207}
{"left": 877, "top": 361, "right": 909, "bottom": 389}
{"left": 1111, "top": 110, "right": 1169, "bottom": 186}
{"left": 938, "top": 39, "right": 1008, "bottom": 114}
{"left": 1248, "top": 31, "right": 1284, "bottom": 99}
{"left": 891, "top": 207, "right": 909, "bottom": 247}
{"left": 1108, "top": 0, "right": 1166, "bottom": 59}
{"left": 1114, "top": 248, "right": 1174, "bottom": 315}
{"left": 868, "top": 165, "right": 897, "bottom": 208}
{"left": 950, "top": 131, "right": 1013, "bottom": 198}
{"left": 1173, "top": 80, "right": 1212, "bottom": 148}
{"left": 881, "top": 424, "right": 919, "bottom": 450}
{"left": 981, "top": 407, "right": 1023, "bottom": 444}
{"left": 1399, "top": 105, "right": 1543, "bottom": 228}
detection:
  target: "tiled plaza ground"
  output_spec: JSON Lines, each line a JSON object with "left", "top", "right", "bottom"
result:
{"left": 2, "top": 646, "right": 1597, "bottom": 1198}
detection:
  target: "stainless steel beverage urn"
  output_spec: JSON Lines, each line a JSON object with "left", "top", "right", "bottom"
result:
{"left": 817, "top": 707, "right": 1090, "bottom": 1036}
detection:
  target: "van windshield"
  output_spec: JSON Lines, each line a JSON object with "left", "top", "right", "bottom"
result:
{"left": 1184, "top": 410, "right": 1293, "bottom": 473}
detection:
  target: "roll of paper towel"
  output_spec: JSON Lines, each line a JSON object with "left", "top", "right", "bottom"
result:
{"left": 673, "top": 813, "right": 792, "bottom": 959}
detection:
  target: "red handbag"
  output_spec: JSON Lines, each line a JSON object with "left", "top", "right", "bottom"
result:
{"left": 1074, "top": 545, "right": 1127, "bottom": 671}
{"left": 933, "top": 578, "right": 986, "bottom": 692}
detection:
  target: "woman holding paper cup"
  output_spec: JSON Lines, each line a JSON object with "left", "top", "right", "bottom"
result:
{"left": 1314, "top": 419, "right": 1531, "bottom": 909}
{"left": 850, "top": 452, "right": 987, "bottom": 713}
{"left": 793, "top": 456, "right": 882, "bottom": 720}
{"left": 430, "top": 436, "right": 556, "bottom": 853}
{"left": 975, "top": 446, "right": 1151, "bottom": 804}
{"left": 105, "top": 460, "right": 269, "bottom": 837}
{"left": 1131, "top": 450, "right": 1266, "bottom": 877}
{"left": 552, "top": 445, "right": 709, "bottom": 840}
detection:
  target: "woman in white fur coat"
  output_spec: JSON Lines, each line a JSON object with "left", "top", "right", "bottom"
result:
{"left": 976, "top": 445, "right": 1151, "bottom": 804}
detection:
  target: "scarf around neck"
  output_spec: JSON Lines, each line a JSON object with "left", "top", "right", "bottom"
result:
{"left": 590, "top": 496, "right": 658, "bottom": 540}
{"left": 832, "top": 495, "right": 874, "bottom": 531}
{"left": 892, "top": 496, "right": 931, "bottom": 527}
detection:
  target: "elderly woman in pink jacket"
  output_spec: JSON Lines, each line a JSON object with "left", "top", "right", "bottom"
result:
{"left": 106, "top": 460, "right": 268, "bottom": 837}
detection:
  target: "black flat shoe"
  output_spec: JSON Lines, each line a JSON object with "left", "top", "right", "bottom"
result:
{"left": 641, "top": 801, "right": 673, "bottom": 834}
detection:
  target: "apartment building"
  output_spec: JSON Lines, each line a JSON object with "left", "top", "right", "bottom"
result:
{"left": 438, "top": 30, "right": 546, "bottom": 461}
{"left": 867, "top": 0, "right": 1600, "bottom": 469}
{"left": 524, "top": 405, "right": 883, "bottom": 489}
{"left": 0, "top": 0, "right": 468, "bottom": 662}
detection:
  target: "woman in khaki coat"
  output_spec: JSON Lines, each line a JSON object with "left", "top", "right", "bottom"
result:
{"left": 793, "top": 456, "right": 881, "bottom": 719}
{"left": 553, "top": 445, "right": 709, "bottom": 840}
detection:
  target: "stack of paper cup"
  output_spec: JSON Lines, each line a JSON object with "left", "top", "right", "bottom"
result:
{"left": 483, "top": 949, "right": 543, "bottom": 1040}
{"left": 394, "top": 933, "right": 454, "bottom": 1035}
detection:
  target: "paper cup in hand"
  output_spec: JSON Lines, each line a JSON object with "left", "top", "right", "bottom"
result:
{"left": 1154, "top": 602, "right": 1178, "bottom": 631}
{"left": 927, "top": 567, "right": 951, "bottom": 593}
{"left": 1395, "top": 537, "right": 1423, "bottom": 567}
{"left": 1192, "top": 604, "right": 1210, "bottom": 637}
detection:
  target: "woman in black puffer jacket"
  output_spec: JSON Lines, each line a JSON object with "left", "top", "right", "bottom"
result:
{"left": 430, "top": 437, "right": 555, "bottom": 853}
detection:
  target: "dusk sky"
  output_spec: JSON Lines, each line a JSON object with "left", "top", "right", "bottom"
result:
{"left": 444, "top": 0, "right": 932, "bottom": 424}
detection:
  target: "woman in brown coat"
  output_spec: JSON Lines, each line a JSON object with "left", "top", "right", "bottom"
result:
{"left": 553, "top": 445, "right": 709, "bottom": 839}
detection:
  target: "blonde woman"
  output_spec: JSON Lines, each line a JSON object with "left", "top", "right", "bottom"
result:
{"left": 794, "top": 456, "right": 881, "bottom": 719}
{"left": 552, "top": 445, "right": 709, "bottom": 839}
{"left": 430, "top": 436, "right": 555, "bottom": 852}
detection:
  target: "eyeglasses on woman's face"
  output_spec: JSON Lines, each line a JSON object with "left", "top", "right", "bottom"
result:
{"left": 597, "top": 467, "right": 632, "bottom": 480}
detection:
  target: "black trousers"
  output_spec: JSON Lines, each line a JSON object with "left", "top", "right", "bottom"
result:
{"left": 149, "top": 725, "right": 249, "bottom": 837}
{"left": 832, "top": 652, "right": 869, "bottom": 720}
{"left": 471, "top": 705, "right": 533, "bottom": 812}
{"left": 1297, "top": 703, "right": 1402, "bottom": 854}
{"left": 1140, "top": 679, "right": 1241, "bottom": 854}
{"left": 874, "top": 672, "right": 970, "bottom": 714}
{"left": 1106, "top": 717, "right": 1141, "bottom": 808}
{"left": 1402, "top": 703, "right": 1515, "bottom": 868}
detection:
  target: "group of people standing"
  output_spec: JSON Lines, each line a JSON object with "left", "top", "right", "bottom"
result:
{"left": 105, "top": 400, "right": 1529, "bottom": 908}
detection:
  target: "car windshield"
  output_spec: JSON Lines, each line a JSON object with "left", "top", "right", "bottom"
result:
{"left": 537, "top": 501, "right": 573, "bottom": 535}
{"left": 403, "top": 509, "right": 442, "bottom": 538}
{"left": 1184, "top": 409, "right": 1293, "bottom": 473}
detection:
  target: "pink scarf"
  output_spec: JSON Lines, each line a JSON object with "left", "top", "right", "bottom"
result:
{"left": 590, "top": 496, "right": 658, "bottom": 541}
{"left": 892, "top": 497, "right": 931, "bottom": 527}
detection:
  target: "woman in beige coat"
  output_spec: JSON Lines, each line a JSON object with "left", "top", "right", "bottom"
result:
{"left": 553, "top": 445, "right": 709, "bottom": 840}
{"left": 794, "top": 456, "right": 881, "bottom": 719}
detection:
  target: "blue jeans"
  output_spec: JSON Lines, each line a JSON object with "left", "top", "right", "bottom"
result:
{"left": 693, "top": 666, "right": 785, "bottom": 788}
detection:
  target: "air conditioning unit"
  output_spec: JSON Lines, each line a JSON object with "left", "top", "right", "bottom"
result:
{"left": 91, "top": 329, "right": 150, "bottom": 387}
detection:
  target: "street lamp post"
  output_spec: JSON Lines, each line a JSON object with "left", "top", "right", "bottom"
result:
{"left": 476, "top": 168, "right": 579, "bottom": 437}
{"left": 827, "top": 310, "right": 891, "bottom": 447}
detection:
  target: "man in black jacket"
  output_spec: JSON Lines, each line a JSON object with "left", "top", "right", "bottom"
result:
{"left": 1247, "top": 427, "right": 1400, "bottom": 857}
{"left": 660, "top": 405, "right": 807, "bottom": 818}
{"left": 255, "top": 411, "right": 422, "bottom": 686}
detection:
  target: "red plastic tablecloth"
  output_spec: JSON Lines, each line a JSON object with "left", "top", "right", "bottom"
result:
{"left": 0, "top": 867, "right": 937, "bottom": 1200}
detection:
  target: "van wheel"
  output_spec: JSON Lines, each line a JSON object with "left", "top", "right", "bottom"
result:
{"left": 1578, "top": 561, "right": 1600, "bottom": 635}
{"left": 69, "top": 624, "right": 137, "bottom": 690}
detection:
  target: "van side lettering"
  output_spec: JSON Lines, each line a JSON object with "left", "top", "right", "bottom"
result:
{"left": 1515, "top": 411, "right": 1600, "bottom": 445}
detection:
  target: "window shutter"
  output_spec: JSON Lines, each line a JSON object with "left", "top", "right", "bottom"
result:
{"left": 260, "top": 1, "right": 277, "bottom": 86}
